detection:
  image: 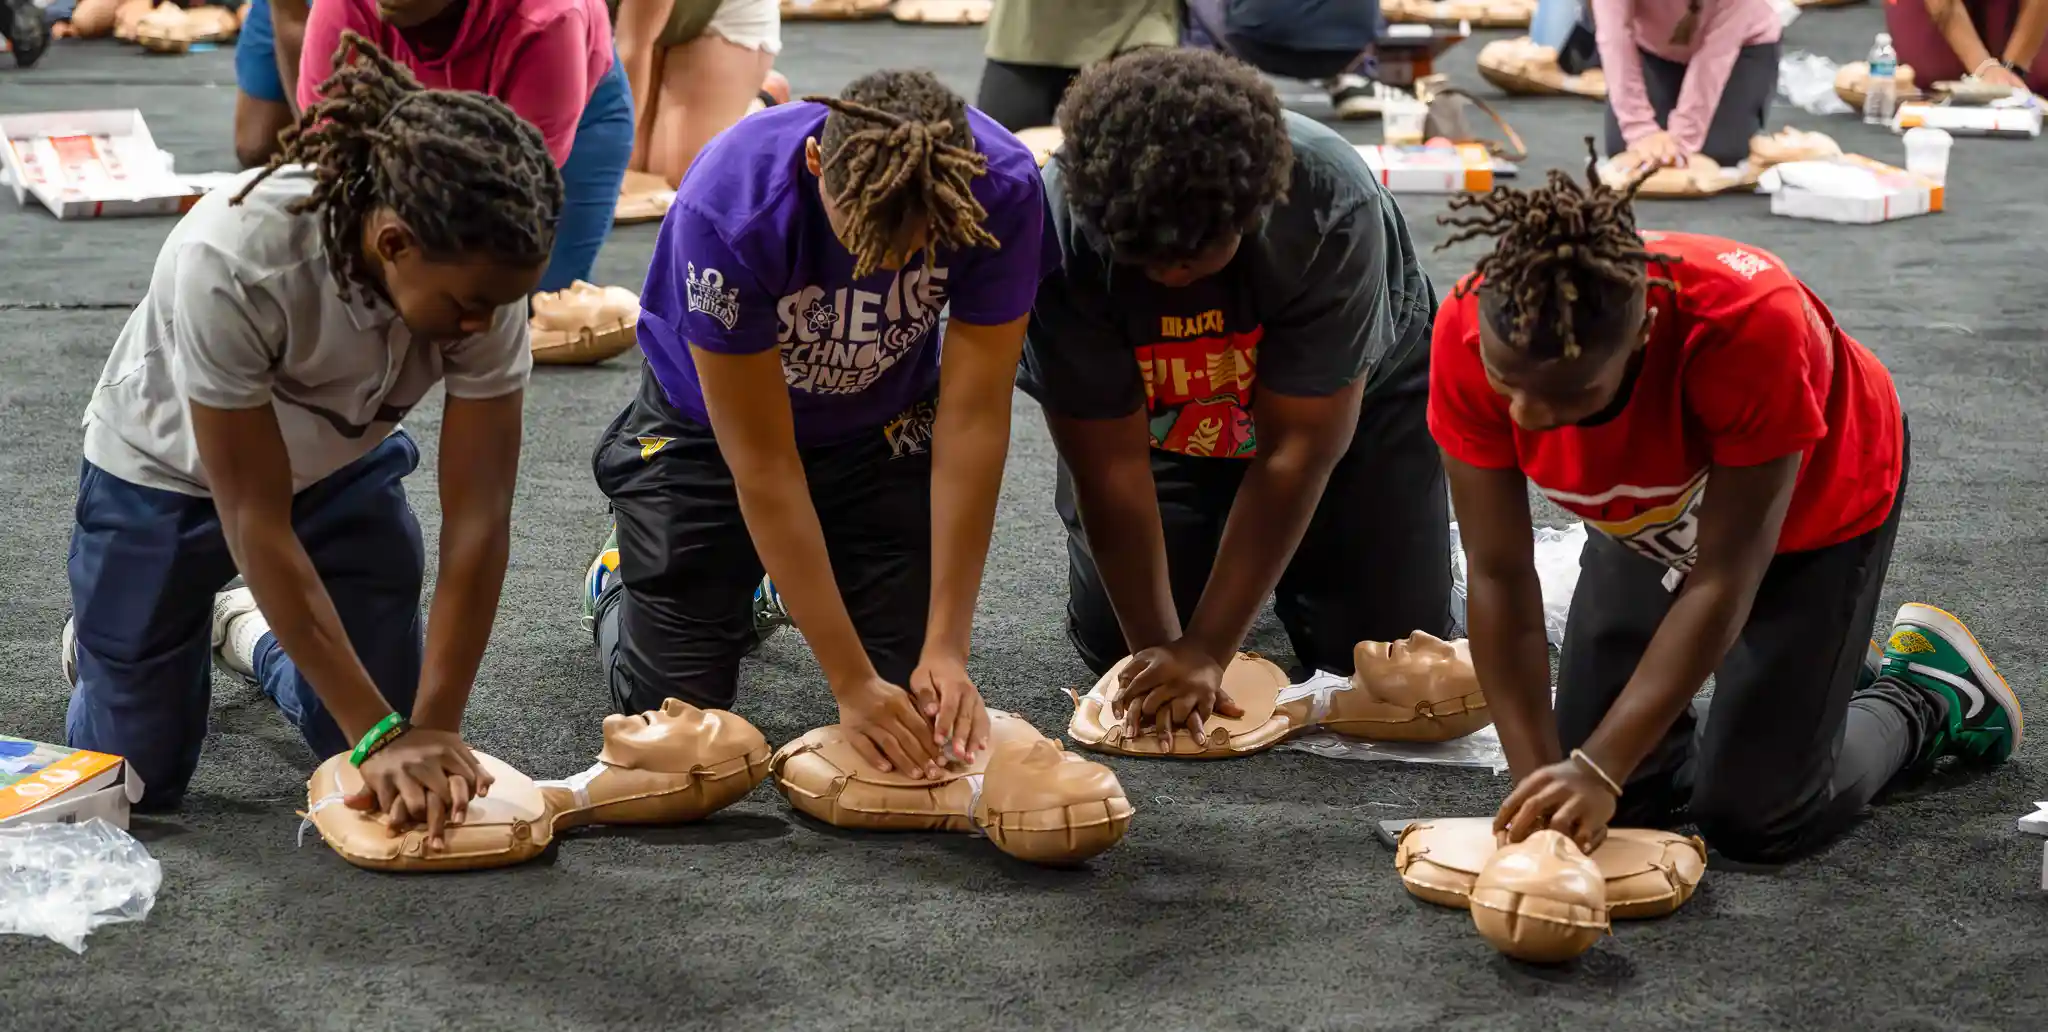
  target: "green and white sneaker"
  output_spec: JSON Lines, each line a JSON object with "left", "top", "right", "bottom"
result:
{"left": 1884, "top": 603, "right": 2023, "bottom": 765}
{"left": 581, "top": 523, "right": 620, "bottom": 633}
{"left": 750, "top": 575, "right": 790, "bottom": 648}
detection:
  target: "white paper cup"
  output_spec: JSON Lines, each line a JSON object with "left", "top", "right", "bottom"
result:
{"left": 1902, "top": 126, "right": 1953, "bottom": 184}
{"left": 1383, "top": 99, "right": 1427, "bottom": 146}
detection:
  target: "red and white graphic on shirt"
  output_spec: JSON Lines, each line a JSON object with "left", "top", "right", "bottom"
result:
{"left": 1137, "top": 309, "right": 1263, "bottom": 459}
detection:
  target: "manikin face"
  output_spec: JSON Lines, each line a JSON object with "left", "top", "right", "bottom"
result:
{"left": 1352, "top": 631, "right": 1476, "bottom": 702}
{"left": 601, "top": 698, "right": 723, "bottom": 769}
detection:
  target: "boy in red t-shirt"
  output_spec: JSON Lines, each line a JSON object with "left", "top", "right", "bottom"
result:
{"left": 1427, "top": 150, "right": 2021, "bottom": 863}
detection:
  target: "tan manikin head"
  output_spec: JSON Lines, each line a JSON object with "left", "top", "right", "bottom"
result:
{"left": 771, "top": 712, "right": 1133, "bottom": 866}
{"left": 1469, "top": 830, "right": 1609, "bottom": 963}
{"left": 1394, "top": 816, "right": 1705, "bottom": 920}
{"left": 529, "top": 281, "right": 641, "bottom": 366}
{"left": 303, "top": 699, "right": 772, "bottom": 872}
{"left": 1067, "top": 633, "right": 1491, "bottom": 759}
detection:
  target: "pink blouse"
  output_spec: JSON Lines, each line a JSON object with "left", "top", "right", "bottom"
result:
{"left": 299, "top": 0, "right": 614, "bottom": 167}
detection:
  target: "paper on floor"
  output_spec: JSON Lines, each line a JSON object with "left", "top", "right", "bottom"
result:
{"left": 2019, "top": 801, "right": 2048, "bottom": 837}
{"left": 1758, "top": 156, "right": 1942, "bottom": 224}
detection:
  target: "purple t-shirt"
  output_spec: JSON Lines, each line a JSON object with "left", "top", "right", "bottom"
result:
{"left": 636, "top": 101, "right": 1055, "bottom": 446}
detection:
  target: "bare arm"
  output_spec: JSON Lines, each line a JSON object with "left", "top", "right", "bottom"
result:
{"left": 2007, "top": 0, "right": 2048, "bottom": 69}
{"left": 190, "top": 402, "right": 392, "bottom": 742}
{"left": 1044, "top": 410, "right": 1179, "bottom": 653}
{"left": 1181, "top": 383, "right": 1363, "bottom": 667}
{"left": 690, "top": 345, "right": 876, "bottom": 688}
{"left": 924, "top": 315, "right": 1027, "bottom": 663}
{"left": 1443, "top": 455, "right": 1557, "bottom": 780}
{"left": 1927, "top": 0, "right": 1998, "bottom": 73}
{"left": 1578, "top": 453, "right": 1800, "bottom": 781}
{"left": 410, "top": 392, "right": 523, "bottom": 733}
{"left": 270, "top": 0, "right": 310, "bottom": 117}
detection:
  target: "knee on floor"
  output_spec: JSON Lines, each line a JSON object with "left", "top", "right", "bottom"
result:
{"left": 1689, "top": 807, "right": 1806, "bottom": 865}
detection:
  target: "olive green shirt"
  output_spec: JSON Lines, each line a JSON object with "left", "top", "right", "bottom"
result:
{"left": 608, "top": 0, "right": 721, "bottom": 49}
{"left": 984, "top": 0, "right": 1180, "bottom": 67}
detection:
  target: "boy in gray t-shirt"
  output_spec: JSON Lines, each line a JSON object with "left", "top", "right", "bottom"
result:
{"left": 65, "top": 37, "right": 561, "bottom": 850}
{"left": 1018, "top": 50, "right": 1451, "bottom": 738}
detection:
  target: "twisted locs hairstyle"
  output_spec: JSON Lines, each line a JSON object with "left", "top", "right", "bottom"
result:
{"left": 806, "top": 70, "right": 998, "bottom": 281}
{"left": 232, "top": 31, "right": 564, "bottom": 304}
{"left": 1436, "top": 138, "right": 1680, "bottom": 361}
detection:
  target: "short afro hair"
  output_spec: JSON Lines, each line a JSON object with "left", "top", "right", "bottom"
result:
{"left": 1054, "top": 48, "right": 1293, "bottom": 265}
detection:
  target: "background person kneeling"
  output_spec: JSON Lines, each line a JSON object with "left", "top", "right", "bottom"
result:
{"left": 1596, "top": 0, "right": 1780, "bottom": 169}
{"left": 1887, "top": 0, "right": 2048, "bottom": 93}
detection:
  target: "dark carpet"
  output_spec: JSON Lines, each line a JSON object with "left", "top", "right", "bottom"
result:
{"left": 3, "top": 9, "right": 2045, "bottom": 1030}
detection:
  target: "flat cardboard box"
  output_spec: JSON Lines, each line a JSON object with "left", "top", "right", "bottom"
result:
{"left": 1893, "top": 100, "right": 2042, "bottom": 138}
{"left": 1356, "top": 143, "right": 1495, "bottom": 193}
{"left": 2020, "top": 802, "right": 2048, "bottom": 837}
{"left": 1, "top": 109, "right": 204, "bottom": 219}
{"left": 0, "top": 735, "right": 141, "bottom": 830}
{"left": 1759, "top": 155, "right": 1943, "bottom": 225}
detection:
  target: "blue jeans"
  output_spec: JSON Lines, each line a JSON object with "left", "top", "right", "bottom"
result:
{"left": 235, "top": 0, "right": 287, "bottom": 103}
{"left": 1529, "top": 0, "right": 1582, "bottom": 50}
{"left": 65, "top": 433, "right": 426, "bottom": 808}
{"left": 542, "top": 55, "right": 635, "bottom": 292}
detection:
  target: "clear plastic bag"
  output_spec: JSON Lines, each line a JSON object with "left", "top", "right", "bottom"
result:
{"left": 0, "top": 818, "right": 162, "bottom": 953}
{"left": 1450, "top": 521, "right": 1586, "bottom": 647}
{"left": 1779, "top": 51, "right": 1854, "bottom": 115}
{"left": 1276, "top": 725, "right": 1508, "bottom": 772}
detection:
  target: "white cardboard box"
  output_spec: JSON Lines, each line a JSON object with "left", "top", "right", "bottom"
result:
{"left": 1893, "top": 100, "right": 2043, "bottom": 138}
{"left": 1759, "top": 155, "right": 1943, "bottom": 225}
{"left": 2020, "top": 802, "right": 2048, "bottom": 837}
{"left": 1, "top": 109, "right": 204, "bottom": 219}
{"left": 1355, "top": 143, "right": 1495, "bottom": 194}
{"left": 0, "top": 736, "right": 141, "bottom": 830}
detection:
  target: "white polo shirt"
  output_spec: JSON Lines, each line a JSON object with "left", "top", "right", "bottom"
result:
{"left": 81, "top": 165, "right": 532, "bottom": 497}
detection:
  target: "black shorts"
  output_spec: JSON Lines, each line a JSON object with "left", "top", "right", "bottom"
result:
{"left": 1058, "top": 378, "right": 1454, "bottom": 678}
{"left": 591, "top": 367, "right": 935, "bottom": 714}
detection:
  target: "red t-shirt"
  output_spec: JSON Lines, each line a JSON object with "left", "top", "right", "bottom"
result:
{"left": 1428, "top": 231, "right": 1903, "bottom": 571}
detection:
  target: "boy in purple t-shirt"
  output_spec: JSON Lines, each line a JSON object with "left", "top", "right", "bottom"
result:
{"left": 584, "top": 70, "right": 1056, "bottom": 781}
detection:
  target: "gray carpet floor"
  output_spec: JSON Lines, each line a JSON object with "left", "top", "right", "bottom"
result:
{"left": 4, "top": 9, "right": 2047, "bottom": 1030}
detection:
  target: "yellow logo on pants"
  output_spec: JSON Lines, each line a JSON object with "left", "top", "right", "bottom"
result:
{"left": 637, "top": 436, "right": 673, "bottom": 460}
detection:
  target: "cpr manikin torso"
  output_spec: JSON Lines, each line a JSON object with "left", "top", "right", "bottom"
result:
{"left": 1067, "top": 633, "right": 1491, "bottom": 758}
{"left": 771, "top": 711, "right": 1133, "bottom": 865}
{"left": 303, "top": 699, "right": 771, "bottom": 871}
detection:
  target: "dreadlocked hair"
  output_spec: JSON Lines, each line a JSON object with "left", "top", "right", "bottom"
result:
{"left": 1436, "top": 137, "right": 1680, "bottom": 360}
{"left": 232, "top": 31, "right": 564, "bottom": 305}
{"left": 805, "top": 70, "right": 998, "bottom": 281}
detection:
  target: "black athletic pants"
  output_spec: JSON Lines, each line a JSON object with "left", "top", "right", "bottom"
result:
{"left": 975, "top": 59, "right": 1081, "bottom": 133}
{"left": 590, "top": 368, "right": 935, "bottom": 715}
{"left": 1059, "top": 381, "right": 1454, "bottom": 679}
{"left": 1603, "top": 41, "right": 1781, "bottom": 168}
{"left": 1557, "top": 419, "right": 1942, "bottom": 863}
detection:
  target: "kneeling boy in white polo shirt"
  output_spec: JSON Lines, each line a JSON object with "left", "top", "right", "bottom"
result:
{"left": 64, "top": 35, "right": 562, "bottom": 849}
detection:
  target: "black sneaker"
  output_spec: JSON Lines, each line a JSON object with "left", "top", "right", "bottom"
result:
{"left": 1, "top": 0, "right": 49, "bottom": 69}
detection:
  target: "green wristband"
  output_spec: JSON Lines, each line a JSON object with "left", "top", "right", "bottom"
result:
{"left": 349, "top": 713, "right": 408, "bottom": 767}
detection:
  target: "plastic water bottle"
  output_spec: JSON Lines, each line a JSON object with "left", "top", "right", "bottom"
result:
{"left": 1865, "top": 33, "right": 1899, "bottom": 126}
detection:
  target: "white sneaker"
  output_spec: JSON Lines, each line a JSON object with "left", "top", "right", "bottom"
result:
{"left": 211, "top": 586, "right": 264, "bottom": 679}
{"left": 60, "top": 616, "right": 77, "bottom": 688}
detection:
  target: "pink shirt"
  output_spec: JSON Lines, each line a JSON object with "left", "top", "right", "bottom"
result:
{"left": 300, "top": 0, "right": 614, "bottom": 167}
{"left": 1593, "top": 0, "right": 1781, "bottom": 155}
